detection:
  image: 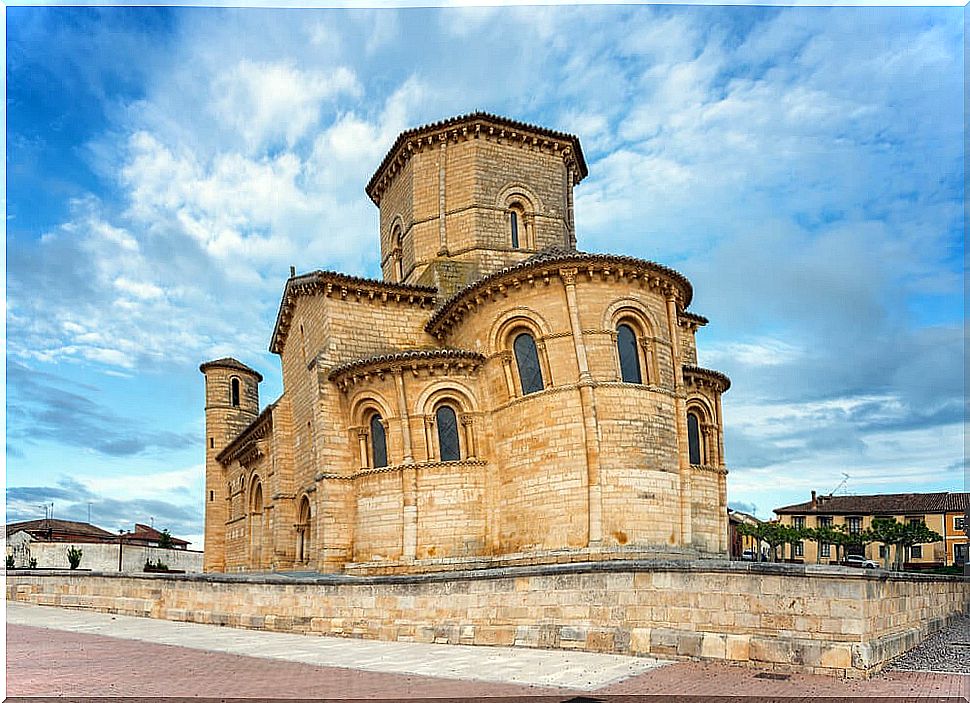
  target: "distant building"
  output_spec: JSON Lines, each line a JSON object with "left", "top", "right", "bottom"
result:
{"left": 774, "top": 491, "right": 969, "bottom": 567}
{"left": 119, "top": 523, "right": 190, "bottom": 550}
{"left": 5, "top": 519, "right": 201, "bottom": 571}
{"left": 727, "top": 509, "right": 764, "bottom": 560}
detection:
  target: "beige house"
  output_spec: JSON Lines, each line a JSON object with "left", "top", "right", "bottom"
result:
{"left": 774, "top": 491, "right": 969, "bottom": 567}
{"left": 201, "top": 112, "right": 731, "bottom": 575}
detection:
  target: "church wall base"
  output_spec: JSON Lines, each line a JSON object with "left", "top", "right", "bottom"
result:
{"left": 7, "top": 561, "right": 967, "bottom": 679}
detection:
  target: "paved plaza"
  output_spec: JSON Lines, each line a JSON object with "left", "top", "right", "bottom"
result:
{"left": 6, "top": 602, "right": 969, "bottom": 701}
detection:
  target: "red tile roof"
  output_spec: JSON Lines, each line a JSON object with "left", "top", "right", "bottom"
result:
{"left": 774, "top": 492, "right": 969, "bottom": 516}
{"left": 5, "top": 519, "right": 117, "bottom": 542}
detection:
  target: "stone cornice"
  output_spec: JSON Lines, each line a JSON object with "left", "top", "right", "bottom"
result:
{"left": 216, "top": 401, "right": 277, "bottom": 465}
{"left": 199, "top": 357, "right": 263, "bottom": 382}
{"left": 365, "top": 112, "right": 589, "bottom": 206}
{"left": 316, "top": 458, "right": 489, "bottom": 481}
{"left": 270, "top": 271, "right": 437, "bottom": 355}
{"left": 683, "top": 365, "right": 731, "bottom": 393}
{"left": 679, "top": 311, "right": 709, "bottom": 329}
{"left": 426, "top": 252, "right": 694, "bottom": 340}
{"left": 328, "top": 349, "right": 485, "bottom": 392}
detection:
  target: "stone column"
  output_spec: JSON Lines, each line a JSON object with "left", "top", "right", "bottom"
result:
{"left": 501, "top": 352, "right": 517, "bottom": 398}
{"left": 665, "top": 290, "right": 692, "bottom": 546}
{"left": 395, "top": 369, "right": 417, "bottom": 560}
{"left": 715, "top": 392, "right": 728, "bottom": 554}
{"left": 357, "top": 428, "right": 369, "bottom": 470}
{"left": 438, "top": 139, "right": 448, "bottom": 256}
{"left": 560, "top": 267, "right": 602, "bottom": 545}
{"left": 461, "top": 414, "right": 476, "bottom": 460}
{"left": 565, "top": 162, "right": 577, "bottom": 249}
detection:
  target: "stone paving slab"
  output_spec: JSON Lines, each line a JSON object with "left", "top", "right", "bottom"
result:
{"left": 5, "top": 602, "right": 668, "bottom": 691}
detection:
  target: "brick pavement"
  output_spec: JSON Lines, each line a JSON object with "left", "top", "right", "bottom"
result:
{"left": 6, "top": 604, "right": 969, "bottom": 702}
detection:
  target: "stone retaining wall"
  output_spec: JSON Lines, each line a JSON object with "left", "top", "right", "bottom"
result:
{"left": 7, "top": 560, "right": 967, "bottom": 678}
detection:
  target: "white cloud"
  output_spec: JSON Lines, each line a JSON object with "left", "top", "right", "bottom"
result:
{"left": 209, "top": 59, "right": 360, "bottom": 150}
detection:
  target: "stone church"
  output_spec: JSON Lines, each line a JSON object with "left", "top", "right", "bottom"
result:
{"left": 201, "top": 112, "right": 730, "bottom": 574}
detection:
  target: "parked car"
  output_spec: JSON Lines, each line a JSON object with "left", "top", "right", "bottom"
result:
{"left": 740, "top": 549, "right": 757, "bottom": 561}
{"left": 843, "top": 554, "right": 878, "bottom": 569}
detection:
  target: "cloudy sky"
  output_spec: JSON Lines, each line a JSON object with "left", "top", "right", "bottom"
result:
{"left": 6, "top": 4, "right": 964, "bottom": 548}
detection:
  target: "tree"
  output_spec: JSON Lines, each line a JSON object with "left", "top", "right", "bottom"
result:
{"left": 66, "top": 546, "right": 83, "bottom": 569}
{"left": 869, "top": 517, "right": 904, "bottom": 569}
{"left": 895, "top": 520, "right": 943, "bottom": 571}
{"left": 158, "top": 529, "right": 174, "bottom": 550}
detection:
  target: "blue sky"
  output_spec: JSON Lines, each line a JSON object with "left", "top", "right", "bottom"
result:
{"left": 5, "top": 5, "right": 965, "bottom": 548}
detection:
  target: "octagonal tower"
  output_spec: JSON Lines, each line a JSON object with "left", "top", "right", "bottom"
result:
{"left": 365, "top": 112, "right": 588, "bottom": 297}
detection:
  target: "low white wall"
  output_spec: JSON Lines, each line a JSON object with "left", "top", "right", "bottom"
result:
{"left": 6, "top": 541, "right": 203, "bottom": 573}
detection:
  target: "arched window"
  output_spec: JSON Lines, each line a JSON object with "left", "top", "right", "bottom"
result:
{"left": 616, "top": 323, "right": 642, "bottom": 384}
{"left": 250, "top": 479, "right": 263, "bottom": 566}
{"left": 392, "top": 225, "right": 404, "bottom": 282}
{"left": 435, "top": 405, "right": 461, "bottom": 462}
{"left": 370, "top": 414, "right": 388, "bottom": 468}
{"left": 513, "top": 332, "right": 544, "bottom": 395}
{"left": 230, "top": 377, "right": 241, "bottom": 407}
{"left": 687, "top": 411, "right": 703, "bottom": 466}
{"left": 509, "top": 210, "right": 520, "bottom": 248}
{"left": 296, "top": 496, "right": 311, "bottom": 563}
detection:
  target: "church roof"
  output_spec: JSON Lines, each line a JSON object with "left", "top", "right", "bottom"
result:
{"left": 328, "top": 348, "right": 486, "bottom": 381}
{"left": 199, "top": 357, "right": 264, "bottom": 382}
{"left": 270, "top": 270, "right": 437, "bottom": 355}
{"left": 365, "top": 112, "right": 589, "bottom": 205}
{"left": 426, "top": 248, "right": 695, "bottom": 337}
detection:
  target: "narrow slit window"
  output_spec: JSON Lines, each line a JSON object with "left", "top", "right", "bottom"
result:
{"left": 687, "top": 412, "right": 702, "bottom": 465}
{"left": 510, "top": 211, "right": 519, "bottom": 248}
{"left": 616, "top": 324, "right": 642, "bottom": 384}
{"left": 513, "top": 332, "right": 544, "bottom": 395}
{"left": 230, "top": 377, "right": 240, "bottom": 407}
{"left": 436, "top": 406, "right": 461, "bottom": 462}
{"left": 370, "top": 414, "right": 388, "bottom": 468}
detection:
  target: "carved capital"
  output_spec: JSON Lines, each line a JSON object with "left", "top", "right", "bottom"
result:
{"left": 558, "top": 267, "right": 578, "bottom": 286}
{"left": 356, "top": 428, "right": 369, "bottom": 439}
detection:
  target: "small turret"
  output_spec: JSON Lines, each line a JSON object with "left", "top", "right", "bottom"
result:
{"left": 199, "top": 357, "right": 262, "bottom": 572}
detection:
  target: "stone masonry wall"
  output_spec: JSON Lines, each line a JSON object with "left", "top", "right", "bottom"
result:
{"left": 8, "top": 562, "right": 967, "bottom": 678}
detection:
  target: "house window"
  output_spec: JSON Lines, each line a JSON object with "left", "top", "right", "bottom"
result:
{"left": 513, "top": 332, "right": 544, "bottom": 395}
{"left": 687, "top": 412, "right": 702, "bottom": 466}
{"left": 435, "top": 405, "right": 461, "bottom": 462}
{"left": 953, "top": 517, "right": 965, "bottom": 532}
{"left": 847, "top": 516, "right": 862, "bottom": 535}
{"left": 878, "top": 545, "right": 886, "bottom": 558}
{"left": 910, "top": 545, "right": 923, "bottom": 560}
{"left": 793, "top": 516, "right": 805, "bottom": 529}
{"left": 616, "top": 324, "right": 642, "bottom": 384}
{"left": 821, "top": 542, "right": 831, "bottom": 557}
{"left": 794, "top": 541, "right": 804, "bottom": 557}
{"left": 370, "top": 414, "right": 388, "bottom": 468}
{"left": 230, "top": 377, "right": 241, "bottom": 407}
{"left": 817, "top": 516, "right": 832, "bottom": 528}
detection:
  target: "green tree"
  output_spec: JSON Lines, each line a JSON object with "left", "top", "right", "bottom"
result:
{"left": 895, "top": 520, "right": 943, "bottom": 571}
{"left": 869, "top": 517, "right": 904, "bottom": 569}
{"left": 158, "top": 529, "right": 174, "bottom": 549}
{"left": 66, "top": 546, "right": 83, "bottom": 569}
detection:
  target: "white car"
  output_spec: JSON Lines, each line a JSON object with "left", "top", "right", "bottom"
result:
{"left": 843, "top": 554, "right": 878, "bottom": 569}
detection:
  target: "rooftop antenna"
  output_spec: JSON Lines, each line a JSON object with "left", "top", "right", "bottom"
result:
{"left": 150, "top": 516, "right": 154, "bottom": 529}
{"left": 830, "top": 473, "right": 850, "bottom": 496}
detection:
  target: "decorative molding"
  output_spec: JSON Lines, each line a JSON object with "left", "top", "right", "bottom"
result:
{"left": 692, "top": 464, "right": 729, "bottom": 476}
{"left": 365, "top": 112, "right": 588, "bottom": 206}
{"left": 329, "top": 349, "right": 486, "bottom": 393}
{"left": 315, "top": 458, "right": 489, "bottom": 482}
{"left": 216, "top": 402, "right": 277, "bottom": 466}
{"left": 427, "top": 253, "right": 694, "bottom": 340}
{"left": 683, "top": 365, "right": 732, "bottom": 393}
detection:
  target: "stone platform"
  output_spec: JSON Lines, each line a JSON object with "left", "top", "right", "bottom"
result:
{"left": 7, "top": 559, "right": 968, "bottom": 679}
